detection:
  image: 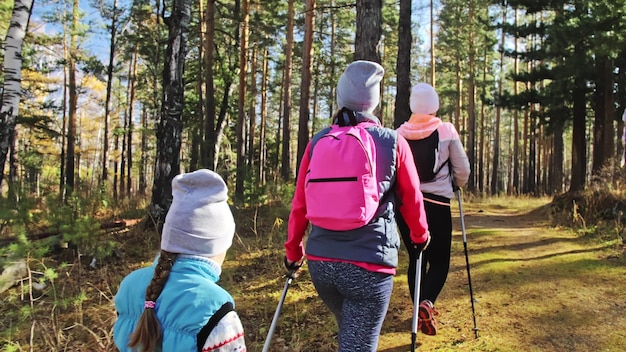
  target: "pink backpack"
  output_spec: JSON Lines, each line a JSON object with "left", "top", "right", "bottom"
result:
{"left": 305, "top": 114, "right": 379, "bottom": 231}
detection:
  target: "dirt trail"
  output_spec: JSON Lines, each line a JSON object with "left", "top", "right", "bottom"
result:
{"left": 376, "top": 198, "right": 626, "bottom": 352}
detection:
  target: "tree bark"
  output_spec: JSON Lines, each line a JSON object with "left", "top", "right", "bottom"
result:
{"left": 101, "top": 0, "right": 118, "bottom": 184}
{"left": 280, "top": 0, "right": 295, "bottom": 181}
{"left": 248, "top": 45, "right": 257, "bottom": 171}
{"left": 466, "top": 0, "right": 476, "bottom": 192}
{"left": 551, "top": 119, "right": 564, "bottom": 194}
{"left": 393, "top": 0, "right": 411, "bottom": 129}
{"left": 149, "top": 0, "right": 191, "bottom": 225}
{"left": 139, "top": 106, "right": 148, "bottom": 195}
{"left": 354, "top": 0, "right": 382, "bottom": 63}
{"left": 297, "top": 0, "right": 315, "bottom": 174}
{"left": 126, "top": 45, "right": 138, "bottom": 196}
{"left": 492, "top": 4, "right": 505, "bottom": 195}
{"left": 259, "top": 46, "right": 269, "bottom": 185}
{"left": 65, "top": 0, "right": 80, "bottom": 200}
{"left": 202, "top": 0, "right": 216, "bottom": 169}
{"left": 235, "top": 0, "right": 249, "bottom": 200}
{"left": 570, "top": 43, "right": 586, "bottom": 192}
{"left": 0, "top": 0, "right": 34, "bottom": 188}
{"left": 592, "top": 56, "right": 615, "bottom": 176}
{"left": 511, "top": 7, "right": 520, "bottom": 195}
{"left": 430, "top": 0, "right": 435, "bottom": 86}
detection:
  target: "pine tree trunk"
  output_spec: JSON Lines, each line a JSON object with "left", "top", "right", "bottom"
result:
{"left": 248, "top": 45, "right": 258, "bottom": 171}
{"left": 120, "top": 115, "right": 127, "bottom": 197}
{"left": 65, "top": 0, "right": 80, "bottom": 200}
{"left": 296, "top": 0, "right": 315, "bottom": 174}
{"left": 190, "top": 0, "right": 204, "bottom": 171}
{"left": 276, "top": 69, "right": 284, "bottom": 180}
{"left": 479, "top": 50, "right": 487, "bottom": 194}
{"left": 101, "top": 0, "right": 118, "bottom": 184}
{"left": 235, "top": 0, "right": 249, "bottom": 200}
{"left": 138, "top": 106, "right": 148, "bottom": 195}
{"left": 126, "top": 46, "right": 138, "bottom": 196}
{"left": 120, "top": 58, "right": 133, "bottom": 198}
{"left": 113, "top": 126, "right": 120, "bottom": 200}
{"left": 492, "top": 5, "right": 505, "bottom": 195}
{"left": 529, "top": 113, "right": 537, "bottom": 195}
{"left": 570, "top": 44, "right": 586, "bottom": 192}
{"left": 619, "top": 56, "right": 626, "bottom": 170}
{"left": 150, "top": 0, "right": 191, "bottom": 224}
{"left": 592, "top": 56, "right": 614, "bottom": 175}
{"left": 454, "top": 65, "right": 461, "bottom": 130}
{"left": 551, "top": 119, "right": 564, "bottom": 194}
{"left": 202, "top": 0, "right": 216, "bottom": 169}
{"left": 466, "top": 0, "right": 476, "bottom": 193}
{"left": 522, "top": 102, "right": 529, "bottom": 193}
{"left": 355, "top": 0, "right": 382, "bottom": 63}
{"left": 259, "top": 47, "right": 269, "bottom": 185}
{"left": 280, "top": 0, "right": 295, "bottom": 181}
{"left": 430, "top": 0, "right": 435, "bottom": 86}
{"left": 60, "top": 43, "right": 68, "bottom": 197}
{"left": 511, "top": 7, "right": 520, "bottom": 195}
{"left": 393, "top": 0, "right": 411, "bottom": 129}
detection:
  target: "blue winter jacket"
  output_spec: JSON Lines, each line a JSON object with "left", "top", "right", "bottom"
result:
{"left": 114, "top": 255, "right": 235, "bottom": 352}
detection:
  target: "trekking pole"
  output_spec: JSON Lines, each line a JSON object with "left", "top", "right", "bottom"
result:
{"left": 456, "top": 189, "right": 479, "bottom": 338}
{"left": 262, "top": 269, "right": 297, "bottom": 352}
{"left": 411, "top": 253, "right": 423, "bottom": 352}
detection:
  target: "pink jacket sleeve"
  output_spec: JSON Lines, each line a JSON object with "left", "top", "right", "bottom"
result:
{"left": 395, "top": 135, "right": 429, "bottom": 244}
{"left": 284, "top": 143, "right": 312, "bottom": 263}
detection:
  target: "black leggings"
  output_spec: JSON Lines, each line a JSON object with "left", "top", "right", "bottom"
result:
{"left": 397, "top": 199, "right": 452, "bottom": 304}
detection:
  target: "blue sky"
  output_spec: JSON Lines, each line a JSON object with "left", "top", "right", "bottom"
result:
{"left": 30, "top": 0, "right": 125, "bottom": 62}
{"left": 27, "top": 0, "right": 436, "bottom": 65}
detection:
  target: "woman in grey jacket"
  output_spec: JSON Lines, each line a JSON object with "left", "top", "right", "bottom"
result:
{"left": 396, "top": 83, "right": 470, "bottom": 336}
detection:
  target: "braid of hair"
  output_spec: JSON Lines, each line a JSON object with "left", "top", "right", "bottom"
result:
{"left": 334, "top": 107, "right": 357, "bottom": 126}
{"left": 127, "top": 250, "right": 178, "bottom": 352}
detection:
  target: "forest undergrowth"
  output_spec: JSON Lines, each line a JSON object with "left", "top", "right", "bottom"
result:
{"left": 0, "top": 186, "right": 625, "bottom": 351}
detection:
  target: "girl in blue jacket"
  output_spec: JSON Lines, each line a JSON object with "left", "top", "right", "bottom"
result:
{"left": 114, "top": 169, "right": 246, "bottom": 352}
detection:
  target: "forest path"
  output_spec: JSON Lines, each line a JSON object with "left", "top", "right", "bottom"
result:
{"left": 377, "top": 196, "right": 626, "bottom": 352}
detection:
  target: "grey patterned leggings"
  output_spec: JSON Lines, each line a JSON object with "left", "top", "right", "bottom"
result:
{"left": 307, "top": 260, "right": 394, "bottom": 352}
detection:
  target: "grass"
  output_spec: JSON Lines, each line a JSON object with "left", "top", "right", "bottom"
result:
{"left": 225, "top": 195, "right": 626, "bottom": 351}
{"left": 1, "top": 195, "right": 625, "bottom": 351}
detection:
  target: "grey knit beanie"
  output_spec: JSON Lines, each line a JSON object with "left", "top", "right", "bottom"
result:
{"left": 410, "top": 83, "right": 439, "bottom": 115}
{"left": 161, "top": 169, "right": 235, "bottom": 257}
{"left": 336, "top": 60, "right": 384, "bottom": 113}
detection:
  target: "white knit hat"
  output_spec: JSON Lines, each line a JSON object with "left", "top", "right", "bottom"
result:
{"left": 410, "top": 83, "right": 439, "bottom": 115}
{"left": 161, "top": 169, "right": 235, "bottom": 257}
{"left": 336, "top": 60, "right": 384, "bottom": 113}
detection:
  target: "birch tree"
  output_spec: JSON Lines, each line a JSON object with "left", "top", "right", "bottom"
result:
{"left": 0, "top": 0, "right": 34, "bottom": 188}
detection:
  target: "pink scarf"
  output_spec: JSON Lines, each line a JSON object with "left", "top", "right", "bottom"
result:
{"left": 396, "top": 113, "right": 442, "bottom": 140}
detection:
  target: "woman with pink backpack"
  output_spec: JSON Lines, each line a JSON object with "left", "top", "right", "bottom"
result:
{"left": 284, "top": 60, "right": 431, "bottom": 352}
